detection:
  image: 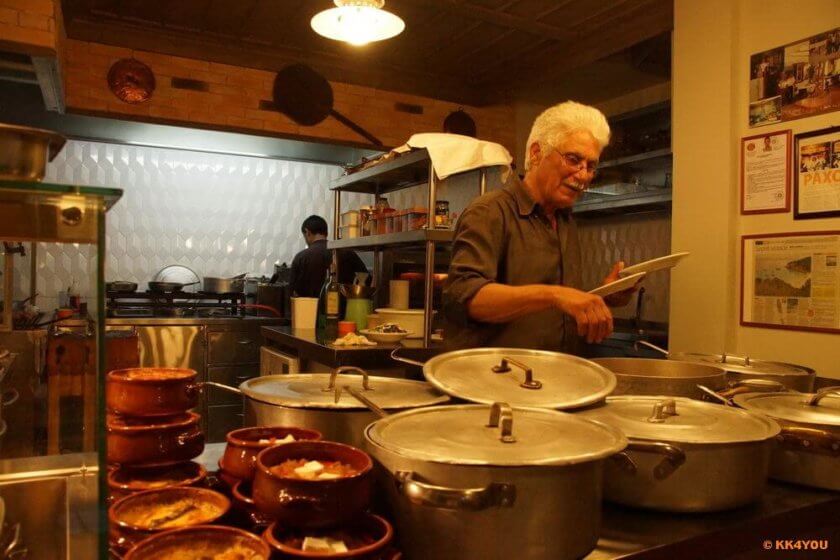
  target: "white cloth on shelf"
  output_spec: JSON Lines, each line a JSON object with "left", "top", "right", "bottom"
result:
{"left": 395, "top": 133, "right": 513, "bottom": 179}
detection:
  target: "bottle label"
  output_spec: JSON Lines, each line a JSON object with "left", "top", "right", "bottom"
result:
{"left": 326, "top": 292, "right": 339, "bottom": 316}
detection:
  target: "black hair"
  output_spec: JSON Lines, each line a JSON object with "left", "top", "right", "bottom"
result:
{"left": 301, "top": 215, "right": 328, "bottom": 236}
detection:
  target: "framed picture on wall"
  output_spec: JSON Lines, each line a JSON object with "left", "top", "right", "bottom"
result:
{"left": 793, "top": 126, "right": 840, "bottom": 219}
{"left": 740, "top": 130, "right": 791, "bottom": 214}
{"left": 741, "top": 231, "right": 840, "bottom": 334}
{"left": 748, "top": 27, "right": 840, "bottom": 128}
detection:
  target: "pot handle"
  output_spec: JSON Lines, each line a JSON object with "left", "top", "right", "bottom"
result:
{"left": 176, "top": 429, "right": 204, "bottom": 448}
{"left": 487, "top": 402, "right": 516, "bottom": 443}
{"left": 805, "top": 386, "right": 840, "bottom": 407}
{"left": 719, "top": 379, "right": 788, "bottom": 398}
{"left": 634, "top": 340, "right": 669, "bottom": 356}
{"left": 625, "top": 439, "right": 686, "bottom": 480}
{"left": 394, "top": 471, "right": 515, "bottom": 511}
{"left": 389, "top": 347, "right": 425, "bottom": 368}
{"left": 696, "top": 384, "right": 735, "bottom": 406}
{"left": 492, "top": 357, "right": 541, "bottom": 390}
{"left": 777, "top": 426, "right": 840, "bottom": 456}
{"left": 2, "top": 389, "right": 19, "bottom": 407}
{"left": 322, "top": 366, "right": 372, "bottom": 392}
{"left": 203, "top": 381, "right": 243, "bottom": 396}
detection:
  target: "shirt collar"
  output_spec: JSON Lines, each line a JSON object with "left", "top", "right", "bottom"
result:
{"left": 507, "top": 174, "right": 572, "bottom": 220}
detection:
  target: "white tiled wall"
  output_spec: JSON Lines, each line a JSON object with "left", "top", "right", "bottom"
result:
{"left": 25, "top": 140, "right": 352, "bottom": 309}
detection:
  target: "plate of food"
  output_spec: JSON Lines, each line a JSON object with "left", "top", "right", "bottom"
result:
{"left": 618, "top": 252, "right": 690, "bottom": 277}
{"left": 589, "top": 272, "right": 646, "bottom": 297}
{"left": 360, "top": 323, "right": 413, "bottom": 343}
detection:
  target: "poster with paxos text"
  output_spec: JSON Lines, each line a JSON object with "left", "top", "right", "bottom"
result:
{"left": 794, "top": 126, "right": 840, "bottom": 219}
{"left": 741, "top": 232, "right": 840, "bottom": 333}
{"left": 749, "top": 27, "right": 839, "bottom": 127}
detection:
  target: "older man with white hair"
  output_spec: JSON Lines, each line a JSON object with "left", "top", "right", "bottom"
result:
{"left": 442, "top": 100, "right": 633, "bottom": 353}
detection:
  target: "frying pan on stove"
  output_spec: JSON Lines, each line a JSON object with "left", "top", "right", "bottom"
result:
{"left": 272, "top": 64, "right": 383, "bottom": 146}
{"left": 148, "top": 281, "right": 199, "bottom": 293}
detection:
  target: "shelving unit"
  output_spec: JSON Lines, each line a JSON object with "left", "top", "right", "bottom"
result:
{"left": 329, "top": 150, "right": 486, "bottom": 346}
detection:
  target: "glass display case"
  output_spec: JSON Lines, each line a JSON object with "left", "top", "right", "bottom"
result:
{"left": 0, "top": 179, "right": 121, "bottom": 559}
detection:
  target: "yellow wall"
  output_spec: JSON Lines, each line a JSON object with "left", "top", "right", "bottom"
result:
{"left": 672, "top": 0, "right": 840, "bottom": 378}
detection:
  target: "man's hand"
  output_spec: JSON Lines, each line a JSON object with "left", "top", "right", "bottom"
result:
{"left": 552, "top": 286, "right": 613, "bottom": 343}
{"left": 601, "top": 261, "right": 640, "bottom": 308}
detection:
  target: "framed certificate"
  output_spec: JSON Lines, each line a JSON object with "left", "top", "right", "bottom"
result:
{"left": 794, "top": 126, "right": 840, "bottom": 219}
{"left": 741, "top": 231, "right": 840, "bottom": 334}
{"left": 740, "top": 130, "right": 791, "bottom": 214}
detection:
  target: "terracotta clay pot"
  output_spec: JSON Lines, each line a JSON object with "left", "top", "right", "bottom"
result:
{"left": 108, "top": 461, "right": 207, "bottom": 502}
{"left": 106, "top": 367, "right": 200, "bottom": 417}
{"left": 221, "top": 426, "right": 322, "bottom": 481}
{"left": 231, "top": 479, "right": 274, "bottom": 533}
{"left": 123, "top": 525, "right": 270, "bottom": 560}
{"left": 252, "top": 441, "right": 373, "bottom": 529}
{"left": 109, "top": 487, "right": 230, "bottom": 553}
{"left": 107, "top": 412, "right": 204, "bottom": 466}
{"left": 263, "top": 513, "right": 394, "bottom": 559}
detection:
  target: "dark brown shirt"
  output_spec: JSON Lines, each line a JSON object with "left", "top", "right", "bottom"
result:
{"left": 442, "top": 173, "right": 582, "bottom": 352}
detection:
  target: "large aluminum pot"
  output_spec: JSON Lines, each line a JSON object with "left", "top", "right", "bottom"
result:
{"left": 394, "top": 347, "right": 616, "bottom": 409}
{"left": 578, "top": 396, "right": 780, "bottom": 512}
{"left": 734, "top": 387, "right": 840, "bottom": 490}
{"left": 205, "top": 366, "right": 449, "bottom": 449}
{"left": 0, "top": 123, "right": 66, "bottom": 181}
{"left": 592, "top": 357, "right": 727, "bottom": 399}
{"left": 637, "top": 342, "right": 816, "bottom": 392}
{"left": 203, "top": 275, "right": 245, "bottom": 294}
{"left": 364, "top": 402, "right": 627, "bottom": 560}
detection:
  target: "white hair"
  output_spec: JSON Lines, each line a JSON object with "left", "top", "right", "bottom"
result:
{"left": 524, "top": 101, "right": 611, "bottom": 171}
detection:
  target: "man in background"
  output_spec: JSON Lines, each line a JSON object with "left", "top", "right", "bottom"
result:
{"left": 290, "top": 215, "right": 367, "bottom": 297}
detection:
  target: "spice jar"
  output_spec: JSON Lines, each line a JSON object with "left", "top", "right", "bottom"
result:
{"left": 434, "top": 200, "right": 450, "bottom": 228}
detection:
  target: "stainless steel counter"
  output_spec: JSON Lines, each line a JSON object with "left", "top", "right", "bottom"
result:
{"left": 261, "top": 326, "right": 442, "bottom": 370}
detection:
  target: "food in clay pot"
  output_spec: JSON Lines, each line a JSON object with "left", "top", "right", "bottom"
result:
{"left": 220, "top": 426, "right": 322, "bottom": 481}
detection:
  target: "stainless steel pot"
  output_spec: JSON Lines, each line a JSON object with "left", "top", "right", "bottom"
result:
{"left": 394, "top": 347, "right": 616, "bottom": 410}
{"left": 0, "top": 123, "right": 66, "bottom": 181}
{"left": 578, "top": 396, "right": 781, "bottom": 512}
{"left": 203, "top": 275, "right": 245, "bottom": 294}
{"left": 733, "top": 387, "right": 840, "bottom": 491}
{"left": 636, "top": 342, "right": 815, "bottom": 392}
{"left": 205, "top": 366, "right": 449, "bottom": 449}
{"left": 364, "top": 402, "right": 627, "bottom": 560}
{"left": 592, "top": 357, "right": 727, "bottom": 399}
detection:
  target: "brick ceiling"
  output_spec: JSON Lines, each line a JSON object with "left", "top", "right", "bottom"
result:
{"left": 61, "top": 0, "right": 673, "bottom": 106}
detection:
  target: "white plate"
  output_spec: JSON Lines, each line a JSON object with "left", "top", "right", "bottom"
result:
{"left": 618, "top": 252, "right": 690, "bottom": 277}
{"left": 359, "top": 329, "right": 413, "bottom": 343}
{"left": 589, "top": 272, "right": 646, "bottom": 297}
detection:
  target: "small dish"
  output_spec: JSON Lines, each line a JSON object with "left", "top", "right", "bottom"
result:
{"left": 618, "top": 252, "right": 690, "bottom": 277}
{"left": 589, "top": 272, "right": 646, "bottom": 297}
{"left": 359, "top": 329, "right": 413, "bottom": 343}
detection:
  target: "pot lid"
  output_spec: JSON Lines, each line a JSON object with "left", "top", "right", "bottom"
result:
{"left": 578, "top": 396, "right": 780, "bottom": 443}
{"left": 365, "top": 403, "right": 627, "bottom": 466}
{"left": 239, "top": 373, "right": 449, "bottom": 410}
{"left": 422, "top": 348, "right": 616, "bottom": 409}
{"left": 733, "top": 388, "right": 840, "bottom": 427}
{"left": 670, "top": 352, "right": 812, "bottom": 377}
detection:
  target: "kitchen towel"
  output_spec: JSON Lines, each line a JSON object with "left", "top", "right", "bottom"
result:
{"left": 397, "top": 133, "right": 513, "bottom": 179}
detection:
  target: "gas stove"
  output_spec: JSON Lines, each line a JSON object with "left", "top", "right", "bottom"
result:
{"left": 106, "top": 290, "right": 246, "bottom": 318}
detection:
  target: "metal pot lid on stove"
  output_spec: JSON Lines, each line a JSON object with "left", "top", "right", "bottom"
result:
{"left": 421, "top": 348, "right": 616, "bottom": 409}
{"left": 733, "top": 387, "right": 840, "bottom": 427}
{"left": 239, "top": 368, "right": 449, "bottom": 410}
{"left": 365, "top": 403, "right": 627, "bottom": 466}
{"left": 669, "top": 352, "right": 812, "bottom": 377}
{"left": 578, "top": 396, "right": 780, "bottom": 444}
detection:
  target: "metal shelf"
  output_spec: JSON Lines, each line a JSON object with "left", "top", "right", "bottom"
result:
{"left": 573, "top": 189, "right": 672, "bottom": 216}
{"left": 331, "top": 149, "right": 432, "bottom": 195}
{"left": 597, "top": 147, "right": 672, "bottom": 170}
{"left": 328, "top": 229, "right": 454, "bottom": 251}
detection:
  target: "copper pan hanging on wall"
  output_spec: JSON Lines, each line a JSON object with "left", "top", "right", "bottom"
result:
{"left": 108, "top": 58, "right": 156, "bottom": 104}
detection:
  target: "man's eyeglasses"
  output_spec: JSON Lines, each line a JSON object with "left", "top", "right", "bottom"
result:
{"left": 557, "top": 152, "right": 599, "bottom": 176}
